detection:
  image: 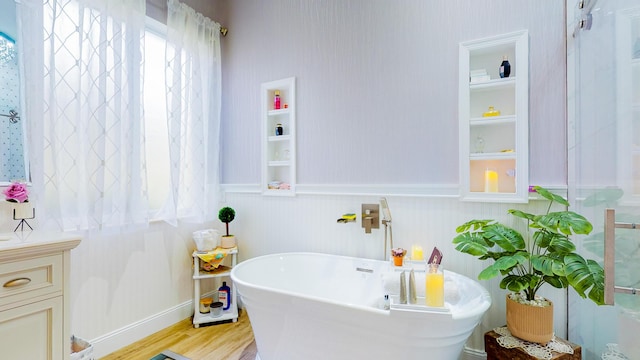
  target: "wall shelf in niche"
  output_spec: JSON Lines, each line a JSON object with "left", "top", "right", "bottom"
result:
{"left": 268, "top": 135, "right": 291, "bottom": 142}
{"left": 261, "top": 77, "right": 296, "bottom": 196}
{"left": 459, "top": 30, "right": 529, "bottom": 203}
{"left": 469, "top": 77, "right": 516, "bottom": 90}
{"left": 268, "top": 108, "right": 290, "bottom": 116}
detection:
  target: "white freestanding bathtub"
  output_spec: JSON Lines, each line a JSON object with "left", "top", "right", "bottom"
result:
{"left": 230, "top": 252, "right": 491, "bottom": 360}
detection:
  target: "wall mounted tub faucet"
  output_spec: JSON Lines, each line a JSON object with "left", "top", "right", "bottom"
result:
{"left": 381, "top": 198, "right": 393, "bottom": 261}
{"left": 361, "top": 204, "right": 379, "bottom": 234}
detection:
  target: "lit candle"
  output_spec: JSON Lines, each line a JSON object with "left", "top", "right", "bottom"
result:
{"left": 484, "top": 169, "right": 499, "bottom": 193}
{"left": 411, "top": 245, "right": 424, "bottom": 261}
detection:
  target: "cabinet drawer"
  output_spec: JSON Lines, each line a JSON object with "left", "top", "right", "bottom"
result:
{"left": 0, "top": 254, "right": 62, "bottom": 307}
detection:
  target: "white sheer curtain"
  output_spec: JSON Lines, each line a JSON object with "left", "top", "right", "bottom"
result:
{"left": 160, "top": 0, "right": 222, "bottom": 225}
{"left": 17, "top": 0, "right": 148, "bottom": 232}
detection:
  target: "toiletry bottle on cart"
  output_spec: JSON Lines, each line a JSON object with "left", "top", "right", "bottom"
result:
{"left": 218, "top": 281, "right": 231, "bottom": 310}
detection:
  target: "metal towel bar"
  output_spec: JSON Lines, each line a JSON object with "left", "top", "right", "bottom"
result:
{"left": 604, "top": 208, "right": 640, "bottom": 305}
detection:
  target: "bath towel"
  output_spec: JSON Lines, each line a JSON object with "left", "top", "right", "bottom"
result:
{"left": 196, "top": 246, "right": 236, "bottom": 270}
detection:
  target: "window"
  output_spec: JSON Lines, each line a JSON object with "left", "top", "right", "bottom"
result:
{"left": 143, "top": 24, "right": 170, "bottom": 212}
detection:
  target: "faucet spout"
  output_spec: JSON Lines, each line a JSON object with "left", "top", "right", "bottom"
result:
{"left": 363, "top": 216, "right": 372, "bottom": 233}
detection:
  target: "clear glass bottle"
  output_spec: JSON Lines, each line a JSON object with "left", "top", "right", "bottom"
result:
{"left": 475, "top": 135, "right": 485, "bottom": 153}
{"left": 425, "top": 263, "right": 444, "bottom": 307}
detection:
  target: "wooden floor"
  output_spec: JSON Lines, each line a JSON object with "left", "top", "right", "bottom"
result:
{"left": 101, "top": 310, "right": 256, "bottom": 360}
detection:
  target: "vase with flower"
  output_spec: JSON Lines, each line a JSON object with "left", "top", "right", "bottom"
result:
{"left": 3, "top": 181, "right": 33, "bottom": 231}
{"left": 391, "top": 247, "right": 407, "bottom": 266}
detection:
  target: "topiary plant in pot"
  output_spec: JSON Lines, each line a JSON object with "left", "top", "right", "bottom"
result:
{"left": 218, "top": 206, "right": 236, "bottom": 248}
{"left": 452, "top": 186, "right": 605, "bottom": 344}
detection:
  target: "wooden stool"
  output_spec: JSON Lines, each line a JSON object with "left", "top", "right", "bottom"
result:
{"left": 484, "top": 329, "right": 582, "bottom": 360}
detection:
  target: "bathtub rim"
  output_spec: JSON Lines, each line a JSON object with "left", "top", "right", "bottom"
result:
{"left": 230, "top": 251, "right": 491, "bottom": 319}
{"left": 231, "top": 251, "right": 390, "bottom": 315}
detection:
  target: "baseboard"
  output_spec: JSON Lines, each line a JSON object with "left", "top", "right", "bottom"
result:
{"left": 89, "top": 300, "right": 194, "bottom": 359}
{"left": 461, "top": 346, "right": 486, "bottom": 360}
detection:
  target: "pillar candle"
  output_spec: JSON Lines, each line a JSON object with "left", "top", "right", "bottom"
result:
{"left": 484, "top": 169, "right": 499, "bottom": 193}
{"left": 411, "top": 245, "right": 424, "bottom": 261}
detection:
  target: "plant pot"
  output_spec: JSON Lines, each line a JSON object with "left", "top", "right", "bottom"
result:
{"left": 506, "top": 294, "right": 554, "bottom": 344}
{"left": 12, "top": 202, "right": 33, "bottom": 219}
{"left": 393, "top": 256, "right": 404, "bottom": 266}
{"left": 220, "top": 235, "right": 236, "bottom": 249}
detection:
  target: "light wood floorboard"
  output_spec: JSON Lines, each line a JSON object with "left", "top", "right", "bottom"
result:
{"left": 101, "top": 310, "right": 256, "bottom": 360}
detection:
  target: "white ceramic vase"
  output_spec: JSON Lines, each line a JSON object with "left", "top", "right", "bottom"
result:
{"left": 220, "top": 235, "right": 236, "bottom": 249}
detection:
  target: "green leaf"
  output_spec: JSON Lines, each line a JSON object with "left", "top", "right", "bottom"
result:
{"left": 493, "top": 256, "right": 518, "bottom": 271}
{"left": 564, "top": 254, "right": 605, "bottom": 305}
{"left": 531, "top": 254, "right": 555, "bottom": 276}
{"left": 537, "top": 211, "right": 593, "bottom": 236}
{"left": 453, "top": 232, "right": 489, "bottom": 257}
{"left": 508, "top": 209, "right": 536, "bottom": 221}
{"left": 534, "top": 186, "right": 570, "bottom": 206}
{"left": 484, "top": 224, "right": 525, "bottom": 251}
{"left": 583, "top": 188, "right": 624, "bottom": 207}
{"left": 543, "top": 275, "right": 567, "bottom": 288}
{"left": 548, "top": 236, "right": 576, "bottom": 254}
{"left": 533, "top": 231, "right": 552, "bottom": 248}
{"left": 455, "top": 219, "right": 493, "bottom": 233}
{"left": 478, "top": 265, "right": 500, "bottom": 280}
{"left": 548, "top": 252, "right": 567, "bottom": 276}
{"left": 501, "top": 274, "right": 534, "bottom": 292}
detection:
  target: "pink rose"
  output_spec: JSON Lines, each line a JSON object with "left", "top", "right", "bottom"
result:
{"left": 3, "top": 182, "right": 29, "bottom": 203}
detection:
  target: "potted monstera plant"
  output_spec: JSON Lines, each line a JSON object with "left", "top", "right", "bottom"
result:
{"left": 453, "top": 186, "right": 605, "bottom": 344}
{"left": 218, "top": 206, "right": 236, "bottom": 248}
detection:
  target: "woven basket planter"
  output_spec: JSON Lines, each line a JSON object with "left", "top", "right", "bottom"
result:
{"left": 506, "top": 294, "right": 554, "bottom": 344}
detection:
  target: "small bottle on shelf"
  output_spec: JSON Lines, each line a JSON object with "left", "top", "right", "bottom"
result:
{"left": 275, "top": 123, "right": 283, "bottom": 136}
{"left": 475, "top": 136, "right": 485, "bottom": 153}
{"left": 274, "top": 90, "right": 281, "bottom": 110}
{"left": 499, "top": 56, "right": 511, "bottom": 78}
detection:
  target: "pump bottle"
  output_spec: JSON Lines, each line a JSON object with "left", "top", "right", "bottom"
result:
{"left": 218, "top": 281, "right": 231, "bottom": 310}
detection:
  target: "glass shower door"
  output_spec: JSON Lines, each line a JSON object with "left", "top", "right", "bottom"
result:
{"left": 569, "top": 1, "right": 640, "bottom": 359}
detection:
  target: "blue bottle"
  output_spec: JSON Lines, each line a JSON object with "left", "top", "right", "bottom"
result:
{"left": 218, "top": 281, "right": 231, "bottom": 311}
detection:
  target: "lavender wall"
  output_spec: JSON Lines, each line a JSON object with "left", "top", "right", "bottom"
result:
{"left": 219, "top": 0, "right": 567, "bottom": 187}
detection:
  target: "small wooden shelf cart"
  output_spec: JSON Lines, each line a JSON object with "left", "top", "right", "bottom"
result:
{"left": 191, "top": 247, "right": 238, "bottom": 328}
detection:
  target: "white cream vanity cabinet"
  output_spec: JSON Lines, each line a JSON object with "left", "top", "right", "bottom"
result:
{"left": 0, "top": 231, "right": 81, "bottom": 360}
